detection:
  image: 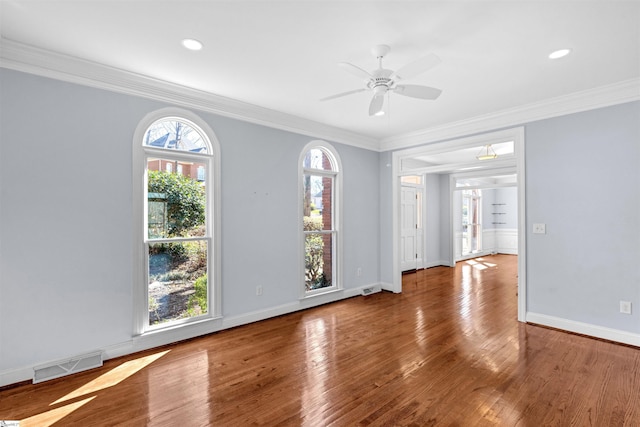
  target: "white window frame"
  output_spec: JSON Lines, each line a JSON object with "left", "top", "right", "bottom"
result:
{"left": 132, "top": 108, "right": 221, "bottom": 336}
{"left": 461, "top": 188, "right": 482, "bottom": 256}
{"left": 299, "top": 141, "right": 343, "bottom": 298}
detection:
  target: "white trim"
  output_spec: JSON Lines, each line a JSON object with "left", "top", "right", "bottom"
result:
{"left": 2, "top": 39, "right": 637, "bottom": 153}
{"left": 0, "top": 283, "right": 380, "bottom": 387}
{"left": 299, "top": 141, "right": 343, "bottom": 298}
{"left": 132, "top": 107, "right": 222, "bottom": 337}
{"left": 421, "top": 260, "right": 449, "bottom": 269}
{"left": 0, "top": 38, "right": 378, "bottom": 151}
{"left": 515, "top": 127, "right": 527, "bottom": 322}
{"left": 391, "top": 127, "right": 527, "bottom": 322}
{"left": 381, "top": 78, "right": 640, "bottom": 151}
{"left": 526, "top": 312, "right": 640, "bottom": 348}
{"left": 0, "top": 366, "right": 33, "bottom": 388}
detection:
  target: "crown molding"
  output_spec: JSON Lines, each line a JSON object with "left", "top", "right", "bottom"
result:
{"left": 380, "top": 77, "right": 640, "bottom": 151}
{"left": 0, "top": 38, "right": 379, "bottom": 151}
{"left": 2, "top": 38, "right": 638, "bottom": 154}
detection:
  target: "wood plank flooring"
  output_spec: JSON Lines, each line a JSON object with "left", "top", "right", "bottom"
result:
{"left": 2, "top": 255, "right": 639, "bottom": 426}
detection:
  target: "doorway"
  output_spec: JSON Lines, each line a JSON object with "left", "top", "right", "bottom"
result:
{"left": 461, "top": 188, "right": 482, "bottom": 257}
{"left": 390, "top": 127, "right": 527, "bottom": 322}
{"left": 400, "top": 176, "right": 425, "bottom": 272}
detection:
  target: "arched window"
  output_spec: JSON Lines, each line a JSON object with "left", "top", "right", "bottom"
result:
{"left": 300, "top": 142, "right": 342, "bottom": 296}
{"left": 133, "top": 109, "right": 220, "bottom": 333}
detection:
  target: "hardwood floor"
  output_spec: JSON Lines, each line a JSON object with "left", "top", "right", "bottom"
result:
{"left": 2, "top": 254, "right": 639, "bottom": 426}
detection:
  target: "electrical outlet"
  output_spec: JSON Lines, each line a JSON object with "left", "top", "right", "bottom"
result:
{"left": 533, "top": 223, "right": 546, "bottom": 234}
{"left": 620, "top": 300, "right": 632, "bottom": 314}
{"left": 357, "top": 267, "right": 362, "bottom": 277}
{"left": 256, "top": 285, "right": 263, "bottom": 296}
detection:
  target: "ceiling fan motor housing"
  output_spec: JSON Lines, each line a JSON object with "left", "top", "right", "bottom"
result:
{"left": 368, "top": 68, "right": 394, "bottom": 93}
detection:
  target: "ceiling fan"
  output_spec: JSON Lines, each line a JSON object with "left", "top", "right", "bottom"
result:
{"left": 321, "top": 45, "right": 443, "bottom": 116}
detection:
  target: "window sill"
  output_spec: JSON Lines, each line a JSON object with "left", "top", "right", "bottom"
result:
{"left": 301, "top": 287, "right": 342, "bottom": 300}
{"left": 134, "top": 315, "right": 223, "bottom": 349}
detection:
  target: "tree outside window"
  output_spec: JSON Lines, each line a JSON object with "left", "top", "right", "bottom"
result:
{"left": 144, "top": 118, "right": 212, "bottom": 326}
{"left": 302, "top": 145, "right": 339, "bottom": 293}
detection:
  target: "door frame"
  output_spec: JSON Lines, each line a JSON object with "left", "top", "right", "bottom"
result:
{"left": 390, "top": 127, "right": 527, "bottom": 322}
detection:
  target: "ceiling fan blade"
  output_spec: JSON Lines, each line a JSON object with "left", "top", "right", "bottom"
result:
{"left": 394, "top": 84, "right": 442, "bottom": 100}
{"left": 391, "top": 53, "right": 441, "bottom": 80}
{"left": 338, "top": 62, "right": 372, "bottom": 80}
{"left": 320, "top": 88, "right": 366, "bottom": 102}
{"left": 368, "top": 93, "right": 385, "bottom": 116}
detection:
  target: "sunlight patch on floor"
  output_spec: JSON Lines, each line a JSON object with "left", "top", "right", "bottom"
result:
{"left": 51, "top": 350, "right": 171, "bottom": 405}
{"left": 21, "top": 396, "right": 96, "bottom": 427}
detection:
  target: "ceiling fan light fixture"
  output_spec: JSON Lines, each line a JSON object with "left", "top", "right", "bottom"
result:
{"left": 476, "top": 144, "right": 498, "bottom": 160}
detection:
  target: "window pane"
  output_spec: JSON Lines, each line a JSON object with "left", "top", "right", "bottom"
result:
{"left": 147, "top": 158, "right": 206, "bottom": 238}
{"left": 302, "top": 148, "right": 333, "bottom": 171}
{"left": 144, "top": 119, "right": 208, "bottom": 153}
{"left": 303, "top": 174, "right": 332, "bottom": 231}
{"left": 305, "top": 233, "right": 333, "bottom": 291}
{"left": 401, "top": 175, "right": 422, "bottom": 185}
{"left": 148, "top": 241, "right": 208, "bottom": 325}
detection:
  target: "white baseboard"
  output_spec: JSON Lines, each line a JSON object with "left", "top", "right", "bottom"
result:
{"left": 0, "top": 366, "right": 33, "bottom": 388}
{"left": 0, "top": 283, "right": 381, "bottom": 387}
{"left": 422, "top": 260, "right": 449, "bottom": 269}
{"left": 526, "top": 312, "right": 640, "bottom": 347}
{"left": 379, "top": 281, "right": 395, "bottom": 292}
{"left": 496, "top": 248, "right": 518, "bottom": 255}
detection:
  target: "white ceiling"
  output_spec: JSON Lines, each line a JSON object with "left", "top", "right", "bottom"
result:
{"left": 1, "top": 0, "right": 639, "bottom": 145}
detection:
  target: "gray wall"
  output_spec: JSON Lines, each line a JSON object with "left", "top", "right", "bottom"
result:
{"left": 493, "top": 187, "right": 518, "bottom": 229}
{"left": 484, "top": 187, "right": 517, "bottom": 229}
{"left": 378, "top": 152, "right": 393, "bottom": 285}
{"left": 0, "top": 69, "right": 381, "bottom": 375}
{"left": 526, "top": 101, "right": 639, "bottom": 332}
{"left": 438, "top": 174, "right": 452, "bottom": 265}
{"left": 1, "top": 66, "right": 638, "bottom": 382}
{"left": 378, "top": 101, "right": 639, "bottom": 335}
{"left": 424, "top": 174, "right": 442, "bottom": 264}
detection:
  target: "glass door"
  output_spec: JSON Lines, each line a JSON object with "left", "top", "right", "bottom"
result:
{"left": 462, "top": 189, "right": 482, "bottom": 256}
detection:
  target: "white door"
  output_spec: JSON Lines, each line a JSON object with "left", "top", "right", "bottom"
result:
{"left": 400, "top": 186, "right": 424, "bottom": 271}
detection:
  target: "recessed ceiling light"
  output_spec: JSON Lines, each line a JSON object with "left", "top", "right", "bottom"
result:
{"left": 549, "top": 48, "right": 571, "bottom": 59}
{"left": 182, "top": 38, "right": 203, "bottom": 51}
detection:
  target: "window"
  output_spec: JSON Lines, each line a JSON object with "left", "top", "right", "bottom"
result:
{"left": 134, "top": 109, "right": 220, "bottom": 334}
{"left": 301, "top": 143, "right": 341, "bottom": 296}
{"left": 462, "top": 189, "right": 482, "bottom": 255}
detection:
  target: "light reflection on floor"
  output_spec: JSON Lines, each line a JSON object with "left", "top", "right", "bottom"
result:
{"left": 301, "top": 316, "right": 333, "bottom": 426}
{"left": 18, "top": 349, "right": 171, "bottom": 427}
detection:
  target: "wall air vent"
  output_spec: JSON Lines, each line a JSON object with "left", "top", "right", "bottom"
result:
{"left": 33, "top": 350, "right": 103, "bottom": 384}
{"left": 361, "top": 285, "right": 382, "bottom": 296}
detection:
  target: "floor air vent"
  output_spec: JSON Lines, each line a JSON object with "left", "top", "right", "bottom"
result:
{"left": 361, "top": 285, "right": 381, "bottom": 296}
{"left": 33, "top": 350, "right": 103, "bottom": 383}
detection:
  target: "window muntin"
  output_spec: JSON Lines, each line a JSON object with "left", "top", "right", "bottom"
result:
{"left": 142, "top": 118, "right": 213, "bottom": 329}
{"left": 144, "top": 118, "right": 209, "bottom": 153}
{"left": 302, "top": 145, "right": 340, "bottom": 294}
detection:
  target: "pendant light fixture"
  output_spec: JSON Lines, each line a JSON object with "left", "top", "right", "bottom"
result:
{"left": 476, "top": 144, "right": 498, "bottom": 160}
